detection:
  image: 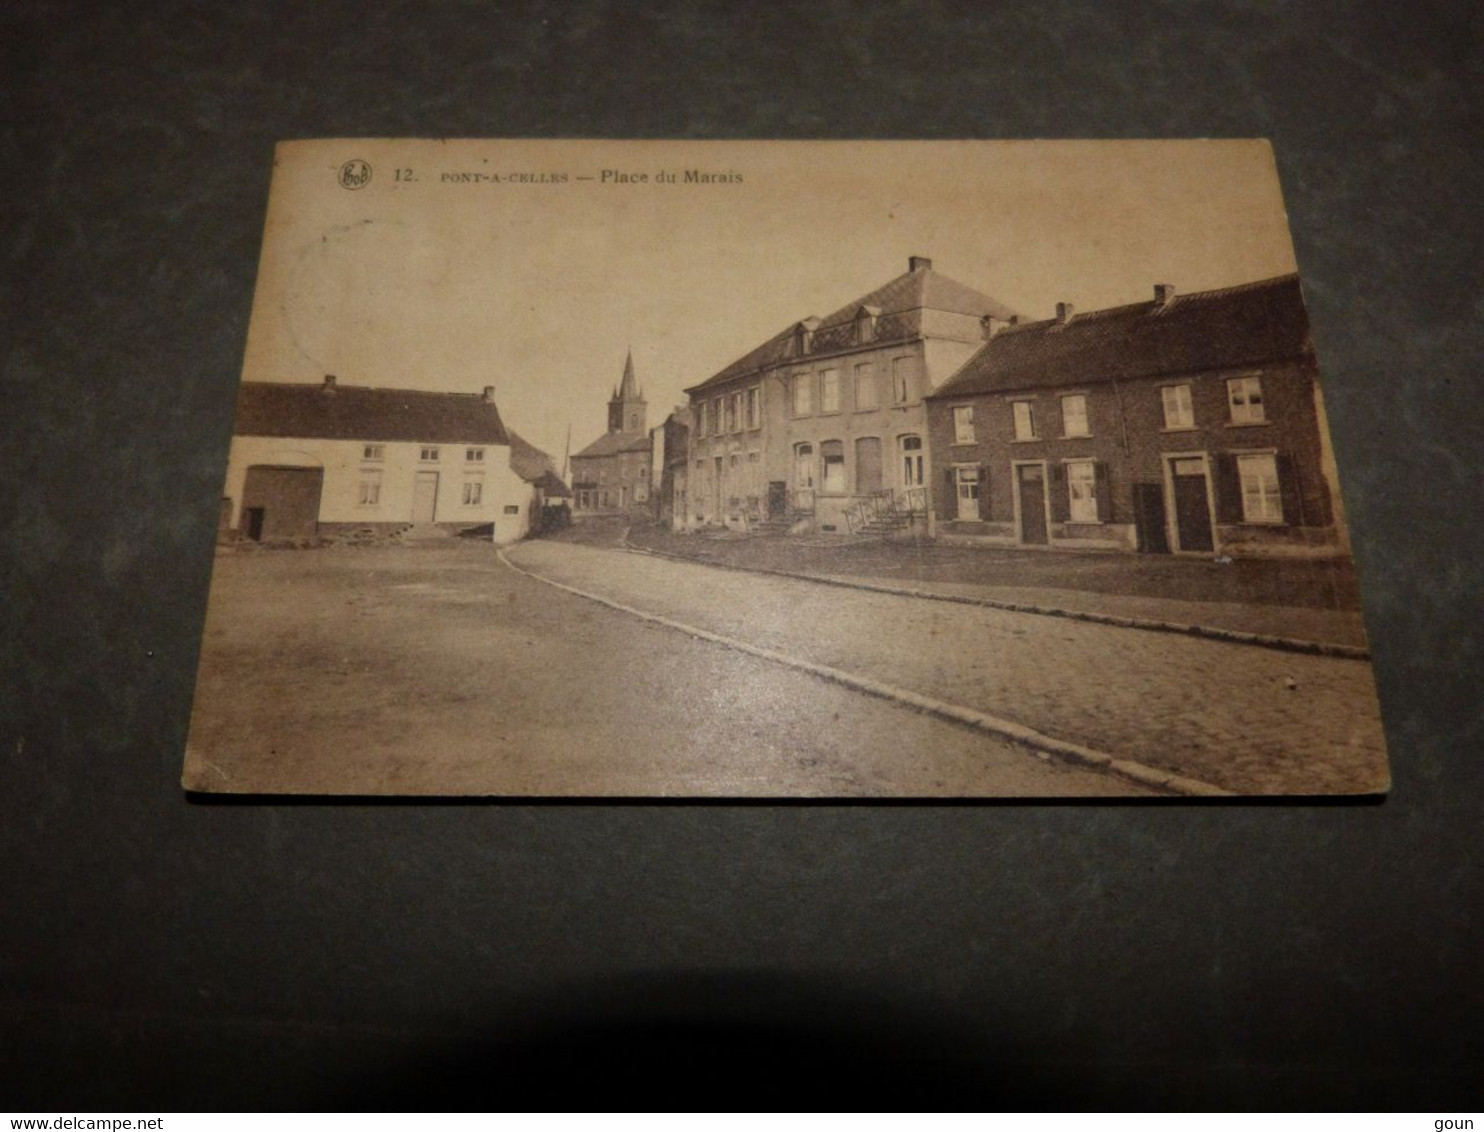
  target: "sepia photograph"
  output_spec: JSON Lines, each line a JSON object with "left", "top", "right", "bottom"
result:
{"left": 183, "top": 138, "right": 1391, "bottom": 798}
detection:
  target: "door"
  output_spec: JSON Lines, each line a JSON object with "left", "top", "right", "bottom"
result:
{"left": 241, "top": 466, "right": 323, "bottom": 540}
{"left": 767, "top": 480, "right": 786, "bottom": 518}
{"left": 1016, "top": 464, "right": 1048, "bottom": 544}
{"left": 954, "top": 466, "right": 981, "bottom": 521}
{"left": 855, "top": 437, "right": 882, "bottom": 495}
{"left": 412, "top": 471, "right": 439, "bottom": 522}
{"left": 1133, "top": 482, "right": 1170, "bottom": 554}
{"left": 1170, "top": 458, "right": 1214, "bottom": 552}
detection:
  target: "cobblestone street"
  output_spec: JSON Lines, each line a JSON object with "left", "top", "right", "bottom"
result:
{"left": 510, "top": 538, "right": 1389, "bottom": 794}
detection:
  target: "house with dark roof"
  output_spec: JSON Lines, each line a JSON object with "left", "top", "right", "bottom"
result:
{"left": 924, "top": 273, "right": 1348, "bottom": 558}
{"left": 682, "top": 256, "right": 1018, "bottom": 535}
{"left": 222, "top": 376, "right": 542, "bottom": 545}
{"left": 570, "top": 352, "right": 653, "bottom": 515}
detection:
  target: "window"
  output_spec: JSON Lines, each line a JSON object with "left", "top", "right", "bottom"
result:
{"left": 732, "top": 392, "right": 745, "bottom": 432}
{"left": 900, "top": 435, "right": 924, "bottom": 486}
{"left": 628, "top": 413, "right": 639, "bottom": 430}
{"left": 357, "top": 470, "right": 382, "bottom": 506}
{"left": 820, "top": 368, "right": 840, "bottom": 413}
{"left": 466, "top": 447, "right": 485, "bottom": 463}
{"left": 713, "top": 399, "right": 724, "bottom": 434}
{"left": 1238, "top": 453, "right": 1283, "bottom": 523}
{"left": 724, "top": 394, "right": 737, "bottom": 433}
{"left": 820, "top": 440, "right": 845, "bottom": 494}
{"left": 892, "top": 356, "right": 915, "bottom": 403}
{"left": 420, "top": 446, "right": 440, "bottom": 462}
{"left": 362, "top": 444, "right": 385, "bottom": 461}
{"left": 792, "top": 373, "right": 813, "bottom": 416}
{"left": 730, "top": 453, "right": 740, "bottom": 468}
{"left": 1228, "top": 375, "right": 1265, "bottom": 424}
{"left": 855, "top": 363, "right": 877, "bottom": 411}
{"left": 1012, "top": 401, "right": 1037, "bottom": 441}
{"left": 462, "top": 477, "right": 483, "bottom": 506}
{"left": 748, "top": 451, "right": 760, "bottom": 464}
{"left": 1066, "top": 460, "right": 1098, "bottom": 523}
{"left": 1162, "top": 384, "right": 1194, "bottom": 429}
{"left": 954, "top": 466, "right": 981, "bottom": 521}
{"left": 698, "top": 401, "right": 709, "bottom": 437}
{"left": 746, "top": 386, "right": 761, "bottom": 429}
{"left": 1061, "top": 394, "right": 1090, "bottom": 438}
{"left": 953, "top": 406, "right": 975, "bottom": 444}
{"left": 794, "top": 443, "right": 815, "bottom": 488}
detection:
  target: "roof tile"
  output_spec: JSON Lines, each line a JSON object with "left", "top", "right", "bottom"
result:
{"left": 929, "top": 274, "right": 1311, "bottom": 399}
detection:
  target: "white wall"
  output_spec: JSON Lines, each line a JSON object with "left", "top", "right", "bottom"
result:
{"left": 222, "top": 435, "right": 533, "bottom": 544}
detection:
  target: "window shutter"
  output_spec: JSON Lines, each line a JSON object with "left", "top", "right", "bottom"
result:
{"left": 1214, "top": 451, "right": 1242, "bottom": 525}
{"left": 978, "top": 464, "right": 989, "bottom": 520}
{"left": 1276, "top": 450, "right": 1301, "bottom": 526}
{"left": 1049, "top": 464, "right": 1070, "bottom": 523}
{"left": 1094, "top": 461, "right": 1113, "bottom": 523}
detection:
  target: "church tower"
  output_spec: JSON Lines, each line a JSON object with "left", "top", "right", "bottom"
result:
{"left": 607, "top": 350, "right": 647, "bottom": 434}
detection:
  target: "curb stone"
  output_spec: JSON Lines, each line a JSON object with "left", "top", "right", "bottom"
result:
{"left": 618, "top": 533, "right": 1369, "bottom": 662}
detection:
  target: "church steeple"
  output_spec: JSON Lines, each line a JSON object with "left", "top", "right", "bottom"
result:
{"left": 607, "top": 350, "right": 647, "bottom": 434}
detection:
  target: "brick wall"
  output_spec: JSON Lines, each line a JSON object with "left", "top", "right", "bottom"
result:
{"left": 927, "top": 358, "right": 1340, "bottom": 556}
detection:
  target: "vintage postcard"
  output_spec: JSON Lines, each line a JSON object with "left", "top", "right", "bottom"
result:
{"left": 184, "top": 139, "right": 1390, "bottom": 797}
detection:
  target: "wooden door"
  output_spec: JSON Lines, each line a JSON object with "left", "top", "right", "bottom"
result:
{"left": 767, "top": 481, "right": 786, "bottom": 517}
{"left": 241, "top": 466, "right": 323, "bottom": 540}
{"left": 1133, "top": 482, "right": 1170, "bottom": 553}
{"left": 1170, "top": 458, "right": 1213, "bottom": 552}
{"left": 1017, "top": 464, "right": 1048, "bottom": 544}
{"left": 412, "top": 471, "right": 439, "bottom": 522}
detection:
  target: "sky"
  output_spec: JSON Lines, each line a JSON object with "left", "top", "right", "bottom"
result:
{"left": 240, "top": 139, "right": 1300, "bottom": 463}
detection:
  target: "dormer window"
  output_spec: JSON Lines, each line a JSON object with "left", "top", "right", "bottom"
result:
{"left": 853, "top": 306, "right": 878, "bottom": 344}
{"left": 794, "top": 324, "right": 810, "bottom": 356}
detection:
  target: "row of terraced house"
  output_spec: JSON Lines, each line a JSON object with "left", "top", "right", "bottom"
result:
{"left": 659, "top": 255, "right": 1346, "bottom": 558}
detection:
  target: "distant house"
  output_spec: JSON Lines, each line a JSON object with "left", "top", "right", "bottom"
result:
{"left": 652, "top": 406, "right": 692, "bottom": 531}
{"left": 221, "top": 376, "right": 535, "bottom": 545}
{"left": 924, "top": 274, "right": 1346, "bottom": 557}
{"left": 507, "top": 428, "right": 572, "bottom": 532}
{"left": 570, "top": 352, "right": 653, "bottom": 515}
{"left": 683, "top": 256, "right": 1017, "bottom": 535}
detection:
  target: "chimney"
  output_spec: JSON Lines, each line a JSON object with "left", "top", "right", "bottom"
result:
{"left": 1055, "top": 302, "right": 1073, "bottom": 324}
{"left": 1154, "top": 283, "right": 1176, "bottom": 306}
{"left": 909, "top": 255, "right": 933, "bottom": 272}
{"left": 322, "top": 374, "right": 337, "bottom": 391}
{"left": 482, "top": 385, "right": 496, "bottom": 402}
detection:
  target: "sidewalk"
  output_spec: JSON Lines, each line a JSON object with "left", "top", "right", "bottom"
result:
{"left": 615, "top": 521, "right": 1370, "bottom": 653}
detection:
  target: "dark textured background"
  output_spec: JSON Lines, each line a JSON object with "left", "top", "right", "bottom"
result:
{"left": 3, "top": 0, "right": 1481, "bottom": 1109}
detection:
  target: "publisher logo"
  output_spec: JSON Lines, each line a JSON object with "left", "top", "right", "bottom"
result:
{"left": 338, "top": 159, "right": 372, "bottom": 190}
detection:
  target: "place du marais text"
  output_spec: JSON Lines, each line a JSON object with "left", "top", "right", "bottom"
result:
{"left": 424, "top": 168, "right": 744, "bottom": 185}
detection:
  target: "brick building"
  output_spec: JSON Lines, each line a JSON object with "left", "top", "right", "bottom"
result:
{"left": 924, "top": 274, "right": 1346, "bottom": 557}
{"left": 683, "top": 257, "right": 1017, "bottom": 534}
{"left": 570, "top": 352, "right": 653, "bottom": 515}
